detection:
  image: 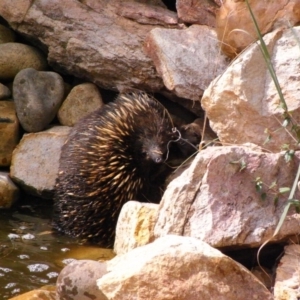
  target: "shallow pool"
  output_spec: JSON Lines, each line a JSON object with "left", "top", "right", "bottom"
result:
{"left": 0, "top": 195, "right": 113, "bottom": 299}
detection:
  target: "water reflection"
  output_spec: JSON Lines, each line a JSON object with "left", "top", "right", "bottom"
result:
{"left": 0, "top": 196, "right": 114, "bottom": 299}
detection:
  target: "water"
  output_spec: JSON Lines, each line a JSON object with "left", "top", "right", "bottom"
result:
{"left": 0, "top": 196, "right": 114, "bottom": 299}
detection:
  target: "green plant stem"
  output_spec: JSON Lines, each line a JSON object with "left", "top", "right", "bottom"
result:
{"left": 273, "top": 162, "right": 300, "bottom": 236}
{"left": 244, "top": 0, "right": 288, "bottom": 112}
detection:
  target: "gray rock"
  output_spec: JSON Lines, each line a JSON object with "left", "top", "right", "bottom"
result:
{"left": 0, "top": 0, "right": 167, "bottom": 92}
{"left": 202, "top": 27, "right": 300, "bottom": 152}
{"left": 0, "top": 43, "right": 47, "bottom": 81}
{"left": 144, "top": 25, "right": 229, "bottom": 101}
{"left": 13, "top": 68, "right": 65, "bottom": 132}
{"left": 0, "top": 171, "right": 19, "bottom": 208}
{"left": 154, "top": 144, "right": 300, "bottom": 249}
{"left": 56, "top": 259, "right": 108, "bottom": 300}
{"left": 10, "top": 126, "right": 71, "bottom": 199}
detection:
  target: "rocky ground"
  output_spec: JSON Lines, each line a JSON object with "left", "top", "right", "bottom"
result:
{"left": 1, "top": 0, "right": 300, "bottom": 299}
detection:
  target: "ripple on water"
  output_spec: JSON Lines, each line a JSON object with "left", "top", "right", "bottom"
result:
{"left": 27, "top": 264, "right": 50, "bottom": 272}
{"left": 0, "top": 197, "right": 80, "bottom": 298}
{"left": 0, "top": 196, "right": 115, "bottom": 299}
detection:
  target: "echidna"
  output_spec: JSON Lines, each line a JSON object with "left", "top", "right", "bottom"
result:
{"left": 52, "top": 92, "right": 178, "bottom": 246}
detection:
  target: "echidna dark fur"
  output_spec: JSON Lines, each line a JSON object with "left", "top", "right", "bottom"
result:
{"left": 52, "top": 92, "right": 178, "bottom": 246}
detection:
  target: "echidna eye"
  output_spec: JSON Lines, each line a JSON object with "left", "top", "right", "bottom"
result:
{"left": 141, "top": 151, "right": 147, "bottom": 158}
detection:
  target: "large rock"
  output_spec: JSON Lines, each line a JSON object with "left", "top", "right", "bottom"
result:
{"left": 0, "top": 0, "right": 176, "bottom": 92}
{"left": 10, "top": 126, "right": 71, "bottom": 198}
{"left": 98, "top": 235, "right": 273, "bottom": 300}
{"left": 0, "top": 101, "right": 19, "bottom": 166}
{"left": 155, "top": 144, "right": 300, "bottom": 248}
{"left": 13, "top": 68, "right": 65, "bottom": 132}
{"left": 216, "top": 0, "right": 300, "bottom": 57}
{"left": 145, "top": 25, "right": 229, "bottom": 101}
{"left": 0, "top": 42, "right": 47, "bottom": 80}
{"left": 202, "top": 27, "right": 300, "bottom": 152}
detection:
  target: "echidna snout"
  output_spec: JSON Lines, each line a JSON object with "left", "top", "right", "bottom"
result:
{"left": 146, "top": 145, "right": 165, "bottom": 163}
{"left": 141, "top": 136, "right": 171, "bottom": 164}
